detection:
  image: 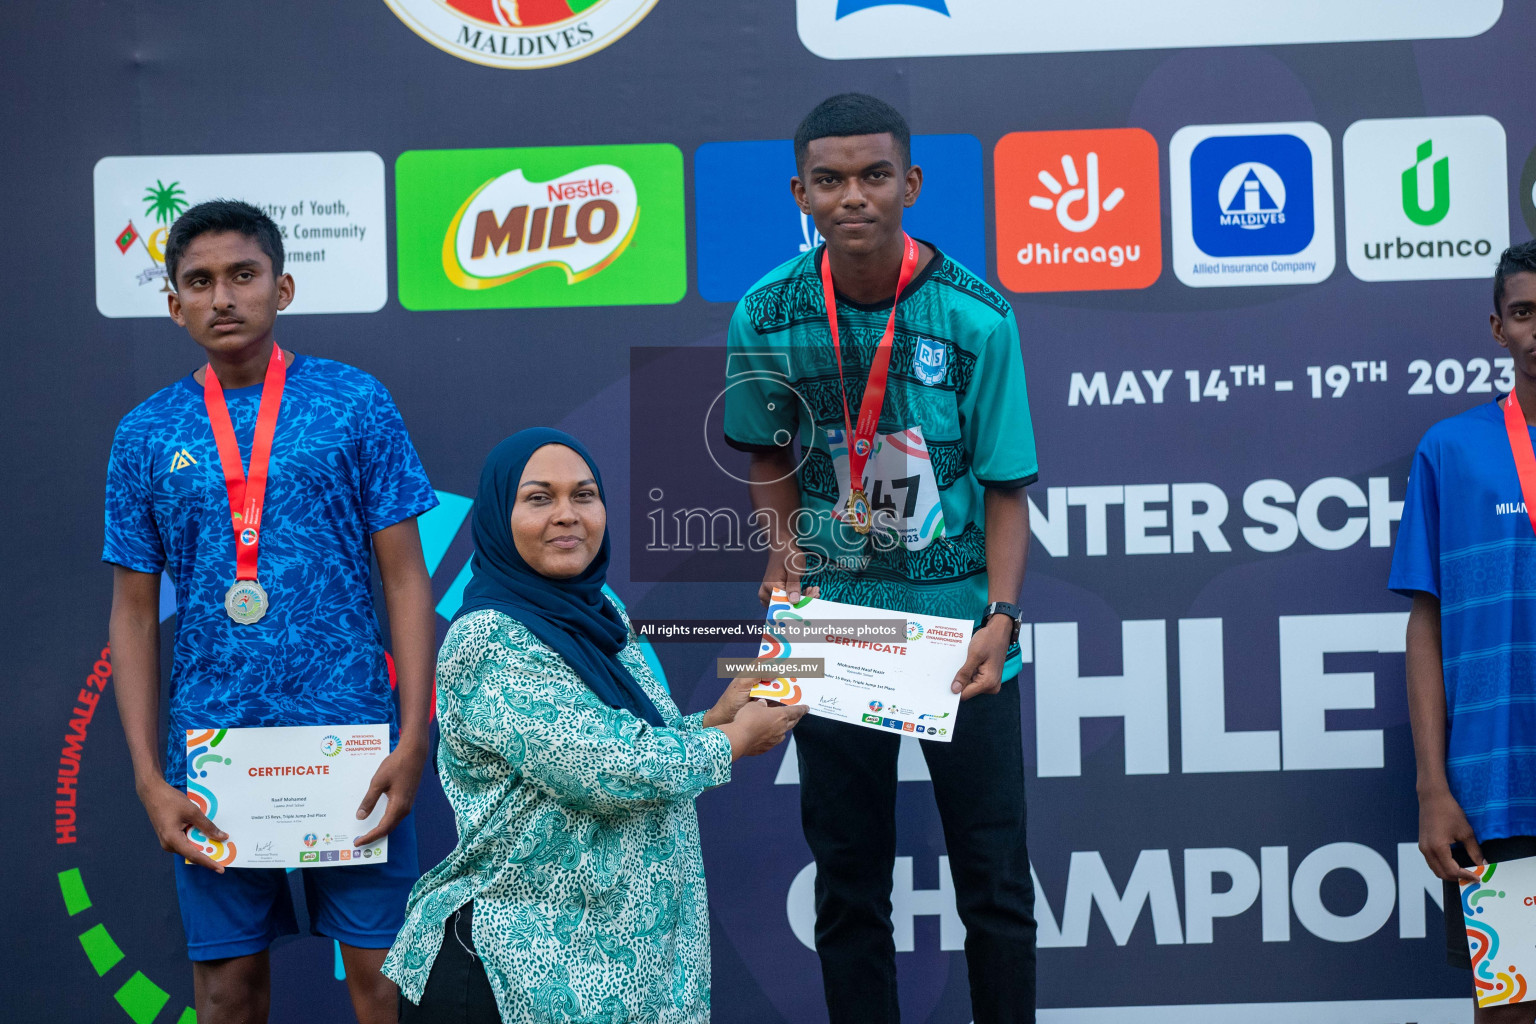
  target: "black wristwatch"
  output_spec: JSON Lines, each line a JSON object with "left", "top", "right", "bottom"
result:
{"left": 981, "top": 601, "right": 1023, "bottom": 644}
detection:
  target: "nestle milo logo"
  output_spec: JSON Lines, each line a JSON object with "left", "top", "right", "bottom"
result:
{"left": 447, "top": 165, "right": 638, "bottom": 289}
{"left": 396, "top": 144, "right": 685, "bottom": 311}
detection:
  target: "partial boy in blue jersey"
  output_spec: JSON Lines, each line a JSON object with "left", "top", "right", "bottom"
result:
{"left": 104, "top": 200, "right": 438, "bottom": 1024}
{"left": 1393, "top": 240, "right": 1536, "bottom": 1024}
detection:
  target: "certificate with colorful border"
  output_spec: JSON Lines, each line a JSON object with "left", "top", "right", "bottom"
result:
{"left": 749, "top": 588, "right": 970, "bottom": 741}
{"left": 1462, "top": 857, "right": 1536, "bottom": 1007}
{"left": 184, "top": 724, "right": 389, "bottom": 869}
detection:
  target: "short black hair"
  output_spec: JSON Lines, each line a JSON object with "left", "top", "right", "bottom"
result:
{"left": 793, "top": 93, "right": 911, "bottom": 171}
{"left": 1495, "top": 240, "right": 1536, "bottom": 315}
{"left": 165, "top": 199, "right": 284, "bottom": 288}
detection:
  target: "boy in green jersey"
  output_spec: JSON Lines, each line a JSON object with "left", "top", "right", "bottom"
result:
{"left": 724, "top": 94, "right": 1039, "bottom": 1023}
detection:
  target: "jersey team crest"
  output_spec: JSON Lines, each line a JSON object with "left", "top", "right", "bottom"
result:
{"left": 382, "top": 0, "right": 659, "bottom": 69}
{"left": 913, "top": 336, "right": 947, "bottom": 386}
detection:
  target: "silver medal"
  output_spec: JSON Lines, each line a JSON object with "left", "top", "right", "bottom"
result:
{"left": 224, "top": 580, "right": 270, "bottom": 625}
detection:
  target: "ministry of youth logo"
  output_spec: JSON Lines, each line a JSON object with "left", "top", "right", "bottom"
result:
{"left": 383, "top": 0, "right": 660, "bottom": 70}
{"left": 444, "top": 165, "right": 638, "bottom": 289}
{"left": 112, "top": 179, "right": 189, "bottom": 294}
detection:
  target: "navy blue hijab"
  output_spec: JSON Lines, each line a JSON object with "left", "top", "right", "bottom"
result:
{"left": 453, "top": 428, "right": 665, "bottom": 727}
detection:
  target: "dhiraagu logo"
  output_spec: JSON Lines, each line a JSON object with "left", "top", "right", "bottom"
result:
{"left": 396, "top": 144, "right": 686, "bottom": 310}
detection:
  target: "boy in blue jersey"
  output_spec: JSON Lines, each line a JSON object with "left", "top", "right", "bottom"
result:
{"left": 104, "top": 201, "right": 438, "bottom": 1024}
{"left": 724, "top": 94, "right": 1038, "bottom": 1023}
{"left": 1394, "top": 241, "right": 1536, "bottom": 1023}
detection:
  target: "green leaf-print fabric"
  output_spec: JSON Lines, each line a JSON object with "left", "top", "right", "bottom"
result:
{"left": 383, "top": 608, "right": 732, "bottom": 1023}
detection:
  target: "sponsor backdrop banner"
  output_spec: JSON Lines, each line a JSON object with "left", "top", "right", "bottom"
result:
{"left": 4, "top": 1, "right": 1534, "bottom": 1021}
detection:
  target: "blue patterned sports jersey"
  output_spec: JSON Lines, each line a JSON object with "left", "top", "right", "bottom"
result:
{"left": 1390, "top": 398, "right": 1536, "bottom": 841}
{"left": 103, "top": 354, "right": 439, "bottom": 787}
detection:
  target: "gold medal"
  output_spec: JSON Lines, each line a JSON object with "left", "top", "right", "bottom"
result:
{"left": 224, "top": 580, "right": 269, "bottom": 625}
{"left": 820, "top": 236, "right": 917, "bottom": 547}
{"left": 846, "top": 487, "right": 872, "bottom": 535}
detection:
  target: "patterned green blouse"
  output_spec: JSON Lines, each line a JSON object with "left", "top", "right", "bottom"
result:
{"left": 383, "top": 607, "right": 733, "bottom": 1023}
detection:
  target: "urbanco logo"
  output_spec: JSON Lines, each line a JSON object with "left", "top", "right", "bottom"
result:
{"left": 381, "top": 0, "right": 659, "bottom": 70}
{"left": 397, "top": 145, "right": 685, "bottom": 311}
{"left": 1402, "top": 141, "right": 1449, "bottom": 226}
{"left": 1170, "top": 122, "right": 1334, "bottom": 288}
{"left": 995, "top": 128, "right": 1160, "bottom": 293}
{"left": 1343, "top": 116, "right": 1507, "bottom": 283}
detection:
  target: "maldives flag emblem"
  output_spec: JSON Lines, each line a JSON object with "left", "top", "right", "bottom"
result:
{"left": 115, "top": 222, "right": 138, "bottom": 254}
{"left": 382, "top": 0, "right": 659, "bottom": 70}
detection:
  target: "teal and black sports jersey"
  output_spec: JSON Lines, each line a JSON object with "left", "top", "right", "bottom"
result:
{"left": 724, "top": 243, "right": 1038, "bottom": 624}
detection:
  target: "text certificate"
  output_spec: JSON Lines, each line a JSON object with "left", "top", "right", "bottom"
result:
{"left": 184, "top": 724, "right": 389, "bottom": 868}
{"left": 749, "top": 588, "right": 970, "bottom": 741}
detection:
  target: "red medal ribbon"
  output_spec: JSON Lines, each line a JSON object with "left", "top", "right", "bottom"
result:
{"left": 1504, "top": 388, "right": 1536, "bottom": 538}
{"left": 204, "top": 345, "right": 286, "bottom": 583}
{"left": 819, "top": 234, "right": 919, "bottom": 518}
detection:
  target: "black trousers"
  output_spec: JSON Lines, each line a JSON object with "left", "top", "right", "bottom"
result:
{"left": 399, "top": 904, "right": 502, "bottom": 1024}
{"left": 797, "top": 675, "right": 1037, "bottom": 1023}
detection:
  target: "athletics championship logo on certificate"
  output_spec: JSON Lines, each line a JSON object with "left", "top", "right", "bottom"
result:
{"left": 382, "top": 0, "right": 659, "bottom": 69}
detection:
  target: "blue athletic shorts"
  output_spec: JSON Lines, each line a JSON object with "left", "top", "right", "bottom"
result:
{"left": 173, "top": 811, "right": 420, "bottom": 961}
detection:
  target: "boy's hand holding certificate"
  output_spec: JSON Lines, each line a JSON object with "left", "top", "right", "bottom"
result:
{"left": 749, "top": 588, "right": 971, "bottom": 741}
{"left": 184, "top": 723, "right": 390, "bottom": 868}
{"left": 1461, "top": 857, "right": 1536, "bottom": 1007}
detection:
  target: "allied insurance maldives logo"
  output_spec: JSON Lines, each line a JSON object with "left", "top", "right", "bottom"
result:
{"left": 381, "top": 0, "right": 660, "bottom": 69}
{"left": 396, "top": 144, "right": 686, "bottom": 310}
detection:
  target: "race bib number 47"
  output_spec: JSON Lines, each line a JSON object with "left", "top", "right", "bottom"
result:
{"left": 828, "top": 425, "right": 946, "bottom": 551}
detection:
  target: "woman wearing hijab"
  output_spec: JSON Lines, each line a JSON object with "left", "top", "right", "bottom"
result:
{"left": 385, "top": 429, "right": 806, "bottom": 1024}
